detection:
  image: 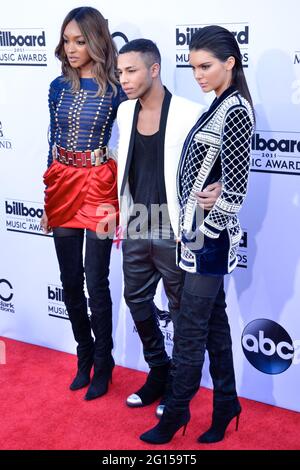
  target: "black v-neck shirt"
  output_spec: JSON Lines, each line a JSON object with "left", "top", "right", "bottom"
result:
{"left": 128, "top": 129, "right": 171, "bottom": 235}
{"left": 129, "top": 129, "right": 160, "bottom": 207}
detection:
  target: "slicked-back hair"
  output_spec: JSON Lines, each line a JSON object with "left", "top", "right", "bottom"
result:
{"left": 119, "top": 38, "right": 161, "bottom": 68}
{"left": 190, "top": 25, "right": 253, "bottom": 111}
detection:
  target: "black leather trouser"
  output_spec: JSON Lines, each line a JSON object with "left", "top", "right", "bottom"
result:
{"left": 122, "top": 237, "right": 184, "bottom": 367}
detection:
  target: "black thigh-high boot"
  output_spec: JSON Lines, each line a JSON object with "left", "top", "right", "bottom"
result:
{"left": 53, "top": 229, "right": 94, "bottom": 391}
{"left": 84, "top": 235, "right": 115, "bottom": 401}
{"left": 140, "top": 301, "right": 215, "bottom": 444}
{"left": 198, "top": 285, "right": 241, "bottom": 443}
{"left": 126, "top": 305, "right": 170, "bottom": 407}
{"left": 140, "top": 273, "right": 220, "bottom": 444}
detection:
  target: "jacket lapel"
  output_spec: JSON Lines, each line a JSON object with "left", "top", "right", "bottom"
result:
{"left": 120, "top": 100, "right": 141, "bottom": 196}
{"left": 120, "top": 88, "right": 172, "bottom": 198}
{"left": 157, "top": 88, "right": 172, "bottom": 203}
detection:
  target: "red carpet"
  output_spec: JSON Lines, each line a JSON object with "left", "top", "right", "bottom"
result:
{"left": 0, "top": 337, "right": 299, "bottom": 450}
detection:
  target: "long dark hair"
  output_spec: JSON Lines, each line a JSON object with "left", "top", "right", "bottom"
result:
{"left": 189, "top": 25, "right": 254, "bottom": 111}
{"left": 55, "top": 6, "right": 118, "bottom": 95}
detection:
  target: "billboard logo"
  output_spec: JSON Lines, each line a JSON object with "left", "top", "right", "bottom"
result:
{"left": 47, "top": 284, "right": 69, "bottom": 320}
{"left": 251, "top": 131, "right": 300, "bottom": 176}
{"left": 0, "top": 29, "right": 47, "bottom": 66}
{"left": 47, "top": 284, "right": 90, "bottom": 320}
{"left": 176, "top": 23, "right": 249, "bottom": 68}
{"left": 5, "top": 199, "right": 47, "bottom": 236}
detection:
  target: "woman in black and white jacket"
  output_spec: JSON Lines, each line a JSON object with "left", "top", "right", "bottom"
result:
{"left": 140, "top": 25, "right": 254, "bottom": 445}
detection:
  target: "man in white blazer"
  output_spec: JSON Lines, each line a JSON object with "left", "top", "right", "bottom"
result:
{"left": 116, "top": 39, "right": 220, "bottom": 415}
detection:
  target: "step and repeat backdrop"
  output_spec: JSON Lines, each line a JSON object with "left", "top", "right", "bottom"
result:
{"left": 1, "top": 0, "right": 299, "bottom": 411}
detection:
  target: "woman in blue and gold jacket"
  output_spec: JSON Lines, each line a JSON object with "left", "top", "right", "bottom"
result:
{"left": 41, "top": 7, "right": 125, "bottom": 401}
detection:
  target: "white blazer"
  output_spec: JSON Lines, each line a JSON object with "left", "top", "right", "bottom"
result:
{"left": 116, "top": 91, "right": 205, "bottom": 238}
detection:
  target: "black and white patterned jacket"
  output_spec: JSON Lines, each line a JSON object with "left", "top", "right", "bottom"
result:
{"left": 177, "top": 86, "right": 254, "bottom": 275}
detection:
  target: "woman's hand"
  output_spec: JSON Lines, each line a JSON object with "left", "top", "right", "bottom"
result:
{"left": 40, "top": 211, "right": 52, "bottom": 234}
{"left": 195, "top": 182, "right": 222, "bottom": 210}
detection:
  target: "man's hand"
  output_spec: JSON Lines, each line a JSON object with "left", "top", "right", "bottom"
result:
{"left": 194, "top": 182, "right": 222, "bottom": 210}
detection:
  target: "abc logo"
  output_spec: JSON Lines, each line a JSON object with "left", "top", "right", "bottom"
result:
{"left": 241, "top": 319, "right": 294, "bottom": 374}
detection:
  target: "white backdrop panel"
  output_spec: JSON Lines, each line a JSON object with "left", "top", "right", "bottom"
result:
{"left": 0, "top": 0, "right": 299, "bottom": 411}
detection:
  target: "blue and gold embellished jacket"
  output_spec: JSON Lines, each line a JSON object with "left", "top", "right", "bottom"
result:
{"left": 47, "top": 76, "right": 125, "bottom": 167}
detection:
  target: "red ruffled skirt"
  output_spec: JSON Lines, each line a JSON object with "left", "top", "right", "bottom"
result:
{"left": 43, "top": 159, "right": 119, "bottom": 234}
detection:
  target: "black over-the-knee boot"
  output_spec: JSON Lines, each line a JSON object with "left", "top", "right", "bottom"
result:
{"left": 84, "top": 235, "right": 114, "bottom": 401}
{"left": 84, "top": 308, "right": 115, "bottom": 400}
{"left": 127, "top": 309, "right": 170, "bottom": 407}
{"left": 140, "top": 275, "right": 218, "bottom": 444}
{"left": 53, "top": 230, "right": 94, "bottom": 391}
{"left": 198, "top": 285, "right": 241, "bottom": 443}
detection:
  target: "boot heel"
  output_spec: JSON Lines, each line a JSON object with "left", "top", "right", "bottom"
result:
{"left": 198, "top": 404, "right": 242, "bottom": 444}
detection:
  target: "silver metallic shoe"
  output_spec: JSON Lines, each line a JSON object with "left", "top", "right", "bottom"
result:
{"left": 126, "top": 393, "right": 143, "bottom": 407}
{"left": 156, "top": 404, "right": 165, "bottom": 418}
